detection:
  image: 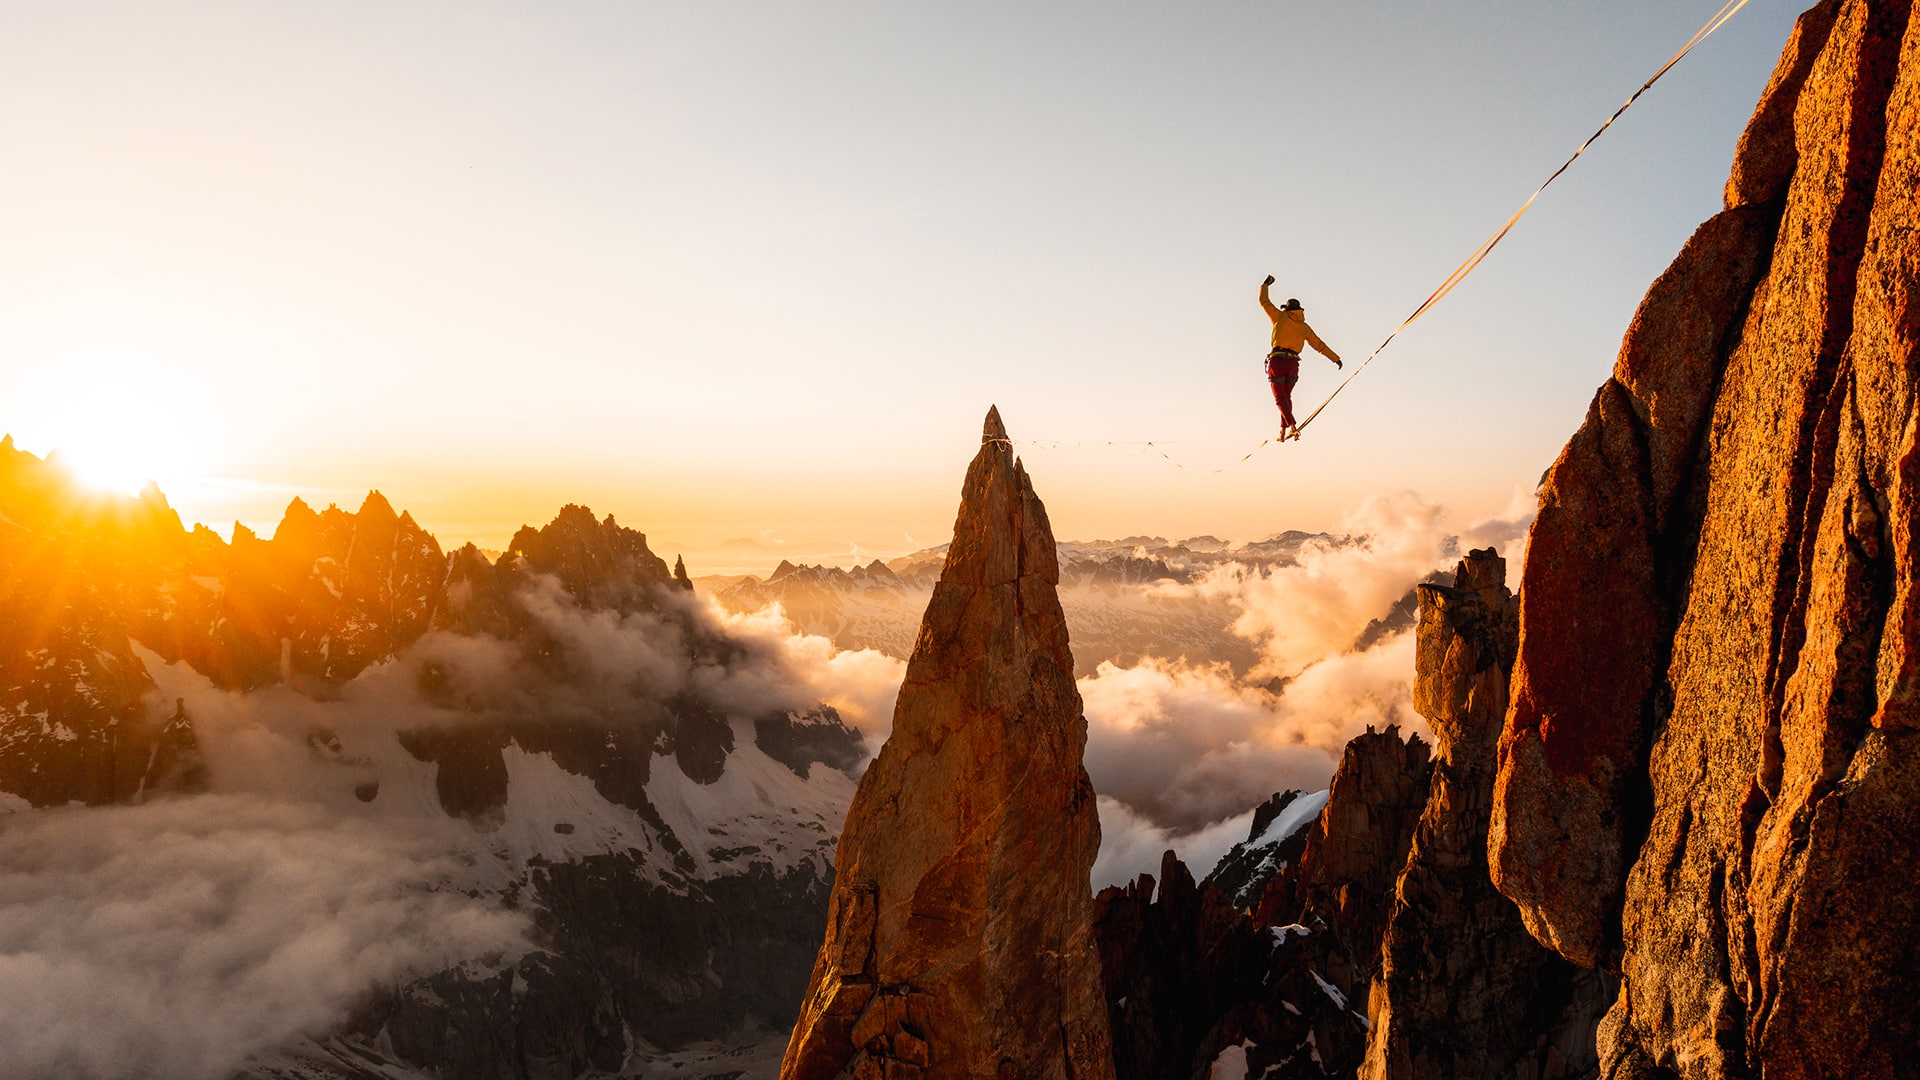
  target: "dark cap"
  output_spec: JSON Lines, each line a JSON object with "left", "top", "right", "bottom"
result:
{"left": 1284, "top": 298, "right": 1302, "bottom": 311}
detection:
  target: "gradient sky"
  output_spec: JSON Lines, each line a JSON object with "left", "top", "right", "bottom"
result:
{"left": 2, "top": 2, "right": 1802, "bottom": 571}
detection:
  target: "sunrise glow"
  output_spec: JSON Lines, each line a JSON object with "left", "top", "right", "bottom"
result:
{"left": 31, "top": 368, "right": 210, "bottom": 499}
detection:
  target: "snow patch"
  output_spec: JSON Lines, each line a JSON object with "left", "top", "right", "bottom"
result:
{"left": 1270, "top": 923, "right": 1311, "bottom": 946}
{"left": 493, "top": 748, "right": 671, "bottom": 869}
{"left": 643, "top": 724, "right": 854, "bottom": 879}
{"left": 1250, "top": 789, "right": 1329, "bottom": 848}
{"left": 623, "top": 1031, "right": 789, "bottom": 1078}
{"left": 1310, "top": 969, "right": 1347, "bottom": 1010}
{"left": 1206, "top": 1040, "right": 1255, "bottom": 1080}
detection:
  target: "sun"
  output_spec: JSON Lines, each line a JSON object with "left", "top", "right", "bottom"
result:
{"left": 58, "top": 439, "right": 177, "bottom": 498}
{"left": 35, "top": 375, "right": 211, "bottom": 499}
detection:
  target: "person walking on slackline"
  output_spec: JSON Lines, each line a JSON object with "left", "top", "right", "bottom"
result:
{"left": 1260, "top": 274, "right": 1341, "bottom": 441}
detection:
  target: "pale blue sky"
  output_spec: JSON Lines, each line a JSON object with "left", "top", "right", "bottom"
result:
{"left": 1, "top": 2, "right": 1802, "bottom": 566}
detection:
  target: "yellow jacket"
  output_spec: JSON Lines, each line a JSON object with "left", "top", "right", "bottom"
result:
{"left": 1261, "top": 284, "right": 1340, "bottom": 361}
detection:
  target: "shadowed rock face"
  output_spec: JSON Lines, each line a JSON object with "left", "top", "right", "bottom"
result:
{"left": 781, "top": 408, "right": 1114, "bottom": 1080}
{"left": 1491, "top": 1, "right": 1920, "bottom": 1075}
{"left": 1093, "top": 728, "right": 1429, "bottom": 1080}
{"left": 1257, "top": 726, "right": 1433, "bottom": 968}
{"left": 1096, "top": 852, "right": 1371, "bottom": 1080}
{"left": 1364, "top": 550, "right": 1609, "bottom": 1080}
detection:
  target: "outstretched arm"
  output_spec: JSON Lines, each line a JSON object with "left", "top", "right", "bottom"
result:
{"left": 1305, "top": 325, "right": 1342, "bottom": 366}
{"left": 1259, "top": 275, "right": 1280, "bottom": 321}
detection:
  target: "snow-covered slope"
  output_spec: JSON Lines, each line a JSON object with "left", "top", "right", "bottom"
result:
{"left": 1203, "top": 788, "right": 1330, "bottom": 909}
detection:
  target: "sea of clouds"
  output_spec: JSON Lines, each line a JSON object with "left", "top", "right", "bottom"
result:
{"left": 0, "top": 486, "right": 1530, "bottom": 1076}
{"left": 0, "top": 799, "right": 526, "bottom": 1079}
{"left": 720, "top": 488, "right": 1535, "bottom": 888}
{"left": 0, "top": 569, "right": 905, "bottom": 1079}
{"left": 1077, "top": 490, "right": 1533, "bottom": 885}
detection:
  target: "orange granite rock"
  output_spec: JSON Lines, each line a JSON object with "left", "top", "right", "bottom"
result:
{"left": 781, "top": 408, "right": 1113, "bottom": 1080}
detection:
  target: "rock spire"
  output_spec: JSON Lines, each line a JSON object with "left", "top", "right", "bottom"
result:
{"left": 1363, "top": 550, "right": 1607, "bottom": 1080}
{"left": 781, "top": 407, "right": 1114, "bottom": 1080}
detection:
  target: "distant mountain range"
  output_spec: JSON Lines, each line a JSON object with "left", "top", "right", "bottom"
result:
{"left": 0, "top": 436, "right": 861, "bottom": 1078}
{"left": 706, "top": 532, "right": 1432, "bottom": 679}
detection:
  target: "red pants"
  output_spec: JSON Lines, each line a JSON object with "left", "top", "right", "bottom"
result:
{"left": 1266, "top": 349, "right": 1301, "bottom": 428}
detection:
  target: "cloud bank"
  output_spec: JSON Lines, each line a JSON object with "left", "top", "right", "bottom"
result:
{"left": 0, "top": 570, "right": 907, "bottom": 1080}
{"left": 1081, "top": 491, "right": 1532, "bottom": 885}
{"left": 1, "top": 488, "right": 1534, "bottom": 1074}
{"left": 721, "top": 489, "right": 1534, "bottom": 889}
{"left": 0, "top": 798, "right": 526, "bottom": 1080}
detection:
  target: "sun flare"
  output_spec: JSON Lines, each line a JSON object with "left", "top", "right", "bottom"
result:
{"left": 58, "top": 440, "right": 172, "bottom": 498}
{"left": 34, "top": 373, "right": 212, "bottom": 499}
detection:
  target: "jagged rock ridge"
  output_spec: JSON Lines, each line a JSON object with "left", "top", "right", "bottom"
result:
{"left": 0, "top": 438, "right": 868, "bottom": 1079}
{"left": 1094, "top": 554, "right": 1614, "bottom": 1080}
{"left": 1095, "top": 851, "right": 1370, "bottom": 1080}
{"left": 1093, "top": 725, "right": 1434, "bottom": 1080}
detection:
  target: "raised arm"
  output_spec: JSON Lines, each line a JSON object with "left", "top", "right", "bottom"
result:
{"left": 1304, "top": 323, "right": 1342, "bottom": 366}
{"left": 1259, "top": 275, "right": 1281, "bottom": 321}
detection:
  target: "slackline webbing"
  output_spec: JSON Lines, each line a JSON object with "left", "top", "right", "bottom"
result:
{"left": 1001, "top": 0, "right": 1752, "bottom": 475}
{"left": 1290, "top": 0, "right": 1752, "bottom": 438}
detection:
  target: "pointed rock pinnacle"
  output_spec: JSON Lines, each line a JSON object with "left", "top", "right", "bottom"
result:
{"left": 781, "top": 409, "right": 1113, "bottom": 1080}
{"left": 983, "top": 404, "right": 1008, "bottom": 447}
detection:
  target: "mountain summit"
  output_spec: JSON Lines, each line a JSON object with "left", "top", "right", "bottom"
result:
{"left": 781, "top": 407, "right": 1114, "bottom": 1080}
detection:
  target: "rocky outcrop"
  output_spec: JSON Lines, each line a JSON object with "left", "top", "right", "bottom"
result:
{"left": 1259, "top": 726, "right": 1433, "bottom": 963}
{"left": 1364, "top": 550, "right": 1607, "bottom": 1080}
{"left": 756, "top": 706, "right": 870, "bottom": 779}
{"left": 1096, "top": 852, "right": 1369, "bottom": 1080}
{"left": 1490, "top": 1, "right": 1920, "bottom": 1074}
{"left": 781, "top": 408, "right": 1113, "bottom": 1080}
{"left": 1203, "top": 788, "right": 1319, "bottom": 909}
{"left": 1094, "top": 727, "right": 1433, "bottom": 1080}
{"left": 501, "top": 504, "right": 673, "bottom": 611}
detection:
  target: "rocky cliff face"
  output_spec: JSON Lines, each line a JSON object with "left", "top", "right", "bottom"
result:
{"left": 1491, "top": 1, "right": 1920, "bottom": 1074}
{"left": 781, "top": 408, "right": 1113, "bottom": 1080}
{"left": 1363, "top": 550, "right": 1607, "bottom": 1080}
{"left": 1257, "top": 726, "right": 1433, "bottom": 961}
{"left": 1092, "top": 727, "right": 1432, "bottom": 1080}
